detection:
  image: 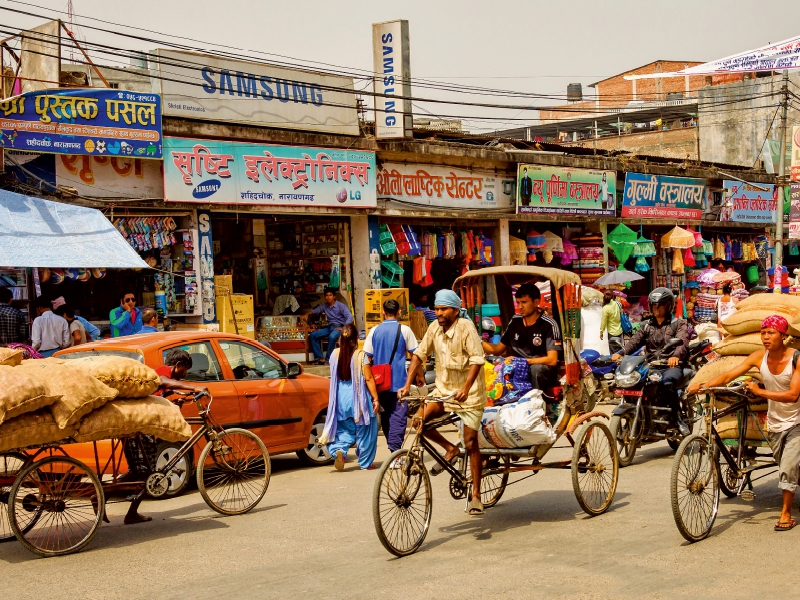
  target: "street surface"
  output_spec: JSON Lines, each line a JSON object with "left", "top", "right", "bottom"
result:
{"left": 1, "top": 424, "right": 797, "bottom": 600}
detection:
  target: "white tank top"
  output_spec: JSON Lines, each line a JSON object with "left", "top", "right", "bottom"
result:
{"left": 760, "top": 351, "right": 800, "bottom": 432}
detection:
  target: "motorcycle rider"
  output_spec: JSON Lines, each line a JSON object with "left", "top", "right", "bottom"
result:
{"left": 611, "top": 287, "right": 691, "bottom": 436}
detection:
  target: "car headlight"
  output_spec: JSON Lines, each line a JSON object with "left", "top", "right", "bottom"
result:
{"left": 615, "top": 371, "right": 642, "bottom": 388}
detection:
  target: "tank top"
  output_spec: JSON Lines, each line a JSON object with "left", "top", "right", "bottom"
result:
{"left": 760, "top": 351, "right": 800, "bottom": 432}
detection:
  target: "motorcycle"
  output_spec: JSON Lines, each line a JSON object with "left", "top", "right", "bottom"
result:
{"left": 580, "top": 349, "right": 619, "bottom": 406}
{"left": 609, "top": 338, "right": 696, "bottom": 467}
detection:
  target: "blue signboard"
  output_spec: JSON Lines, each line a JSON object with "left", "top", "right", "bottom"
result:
{"left": 622, "top": 173, "right": 706, "bottom": 220}
{"left": 0, "top": 89, "right": 162, "bottom": 158}
{"left": 722, "top": 180, "right": 777, "bottom": 223}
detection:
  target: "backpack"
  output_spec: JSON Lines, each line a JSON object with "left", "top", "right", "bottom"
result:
{"left": 615, "top": 300, "right": 633, "bottom": 335}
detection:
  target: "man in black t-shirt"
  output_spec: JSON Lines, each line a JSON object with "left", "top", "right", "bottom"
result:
{"left": 482, "top": 283, "right": 562, "bottom": 389}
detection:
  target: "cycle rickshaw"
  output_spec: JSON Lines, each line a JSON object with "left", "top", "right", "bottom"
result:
{"left": 372, "top": 266, "right": 620, "bottom": 556}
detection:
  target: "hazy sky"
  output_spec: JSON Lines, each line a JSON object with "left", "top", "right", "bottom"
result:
{"left": 2, "top": 0, "right": 799, "bottom": 132}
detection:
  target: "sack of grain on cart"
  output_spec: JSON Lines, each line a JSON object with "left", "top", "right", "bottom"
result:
{"left": 0, "top": 356, "right": 190, "bottom": 452}
{"left": 478, "top": 390, "right": 557, "bottom": 449}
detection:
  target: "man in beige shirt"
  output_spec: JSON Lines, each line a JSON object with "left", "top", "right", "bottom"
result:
{"left": 398, "top": 289, "right": 486, "bottom": 515}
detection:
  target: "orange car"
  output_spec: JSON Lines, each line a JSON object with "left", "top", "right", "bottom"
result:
{"left": 55, "top": 332, "right": 332, "bottom": 495}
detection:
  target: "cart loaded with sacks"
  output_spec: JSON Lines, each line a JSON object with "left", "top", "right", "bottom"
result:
{"left": 0, "top": 350, "right": 270, "bottom": 557}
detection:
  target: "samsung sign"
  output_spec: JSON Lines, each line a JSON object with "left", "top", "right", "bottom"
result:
{"left": 372, "top": 20, "right": 413, "bottom": 139}
{"left": 155, "top": 49, "right": 359, "bottom": 136}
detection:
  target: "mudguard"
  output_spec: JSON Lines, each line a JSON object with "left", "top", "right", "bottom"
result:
{"left": 612, "top": 402, "right": 637, "bottom": 417}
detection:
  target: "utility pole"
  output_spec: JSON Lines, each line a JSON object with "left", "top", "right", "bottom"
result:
{"left": 774, "top": 69, "right": 789, "bottom": 293}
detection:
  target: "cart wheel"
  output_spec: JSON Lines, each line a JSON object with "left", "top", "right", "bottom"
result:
{"left": 480, "top": 455, "right": 510, "bottom": 509}
{"left": 670, "top": 434, "right": 719, "bottom": 543}
{"left": 609, "top": 414, "right": 637, "bottom": 467}
{"left": 197, "top": 428, "right": 270, "bottom": 516}
{"left": 0, "top": 452, "right": 29, "bottom": 542}
{"left": 571, "top": 420, "right": 618, "bottom": 516}
{"left": 373, "top": 449, "right": 432, "bottom": 557}
{"left": 715, "top": 447, "right": 742, "bottom": 499}
{"left": 9, "top": 456, "right": 104, "bottom": 557}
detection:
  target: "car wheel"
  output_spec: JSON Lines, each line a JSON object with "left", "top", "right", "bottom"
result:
{"left": 149, "top": 442, "right": 193, "bottom": 498}
{"left": 297, "top": 416, "right": 333, "bottom": 466}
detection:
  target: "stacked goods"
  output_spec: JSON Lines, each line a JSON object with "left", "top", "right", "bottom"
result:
{"left": 688, "top": 355, "right": 761, "bottom": 389}
{"left": 74, "top": 396, "right": 191, "bottom": 443}
{"left": 0, "top": 411, "right": 76, "bottom": 452}
{"left": 67, "top": 356, "right": 160, "bottom": 397}
{"left": 0, "top": 366, "right": 61, "bottom": 425}
{"left": 0, "top": 347, "right": 22, "bottom": 367}
{"left": 713, "top": 394, "right": 769, "bottom": 441}
{"left": 571, "top": 234, "right": 605, "bottom": 285}
{"left": 478, "top": 390, "right": 557, "bottom": 449}
{"left": 720, "top": 294, "right": 800, "bottom": 337}
{"left": 693, "top": 292, "right": 720, "bottom": 324}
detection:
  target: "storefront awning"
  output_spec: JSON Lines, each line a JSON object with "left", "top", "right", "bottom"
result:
{"left": 0, "top": 190, "right": 150, "bottom": 269}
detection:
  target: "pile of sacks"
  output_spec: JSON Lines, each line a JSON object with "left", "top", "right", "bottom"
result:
{"left": 478, "top": 390, "right": 557, "bottom": 449}
{"left": 0, "top": 350, "right": 192, "bottom": 452}
{"left": 688, "top": 293, "right": 800, "bottom": 440}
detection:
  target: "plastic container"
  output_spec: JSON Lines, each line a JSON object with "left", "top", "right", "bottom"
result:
{"left": 481, "top": 303, "right": 500, "bottom": 317}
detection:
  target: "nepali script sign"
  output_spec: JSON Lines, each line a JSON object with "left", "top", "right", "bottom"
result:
{"left": 163, "top": 138, "right": 376, "bottom": 208}
{"left": 622, "top": 173, "right": 706, "bottom": 220}
{"left": 722, "top": 180, "right": 777, "bottom": 223}
{"left": 516, "top": 165, "right": 615, "bottom": 216}
{"left": 0, "top": 89, "right": 162, "bottom": 158}
{"left": 377, "top": 162, "right": 515, "bottom": 210}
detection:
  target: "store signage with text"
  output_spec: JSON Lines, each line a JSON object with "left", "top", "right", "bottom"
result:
{"left": 56, "top": 154, "right": 163, "bottom": 199}
{"left": 372, "top": 20, "right": 412, "bottom": 139}
{"left": 792, "top": 125, "right": 800, "bottom": 182}
{"left": 156, "top": 49, "right": 359, "bottom": 136}
{"left": 377, "top": 162, "right": 514, "bottom": 210}
{"left": 790, "top": 183, "right": 800, "bottom": 239}
{"left": 164, "top": 138, "right": 377, "bottom": 208}
{"left": 0, "top": 89, "right": 162, "bottom": 158}
{"left": 622, "top": 173, "right": 706, "bottom": 220}
{"left": 721, "top": 179, "right": 777, "bottom": 223}
{"left": 516, "top": 164, "right": 615, "bottom": 216}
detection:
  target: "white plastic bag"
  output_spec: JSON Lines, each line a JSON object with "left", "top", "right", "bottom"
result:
{"left": 479, "top": 390, "right": 557, "bottom": 449}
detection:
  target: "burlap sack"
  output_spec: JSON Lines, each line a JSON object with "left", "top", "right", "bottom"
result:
{"left": 0, "top": 347, "right": 22, "bottom": 367}
{"left": 0, "top": 410, "right": 76, "bottom": 452}
{"left": 734, "top": 294, "right": 800, "bottom": 315}
{"left": 715, "top": 333, "right": 763, "bottom": 357}
{"left": 721, "top": 308, "right": 800, "bottom": 336}
{"left": 69, "top": 356, "right": 160, "bottom": 398}
{"left": 716, "top": 411, "right": 769, "bottom": 441}
{"left": 689, "top": 355, "right": 762, "bottom": 389}
{"left": 17, "top": 362, "right": 118, "bottom": 429}
{"left": 0, "top": 366, "right": 61, "bottom": 426}
{"left": 74, "top": 396, "right": 192, "bottom": 443}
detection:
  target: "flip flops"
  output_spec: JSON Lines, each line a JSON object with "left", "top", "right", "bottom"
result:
{"left": 467, "top": 497, "right": 484, "bottom": 516}
{"left": 430, "top": 455, "right": 458, "bottom": 476}
{"left": 334, "top": 450, "right": 345, "bottom": 471}
{"left": 775, "top": 519, "right": 796, "bottom": 531}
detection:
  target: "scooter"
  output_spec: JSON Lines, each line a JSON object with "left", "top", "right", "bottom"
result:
{"left": 609, "top": 338, "right": 696, "bottom": 467}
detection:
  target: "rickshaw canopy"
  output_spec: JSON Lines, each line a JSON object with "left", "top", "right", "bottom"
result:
{"left": 452, "top": 266, "right": 582, "bottom": 291}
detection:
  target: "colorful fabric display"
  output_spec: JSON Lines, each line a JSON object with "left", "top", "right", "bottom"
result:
{"left": 526, "top": 229, "right": 546, "bottom": 249}
{"left": 557, "top": 239, "right": 578, "bottom": 265}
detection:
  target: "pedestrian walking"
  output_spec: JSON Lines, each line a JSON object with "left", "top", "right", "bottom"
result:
{"left": 31, "top": 296, "right": 69, "bottom": 357}
{"left": 600, "top": 291, "right": 625, "bottom": 355}
{"left": 0, "top": 286, "right": 27, "bottom": 344}
{"left": 110, "top": 290, "right": 143, "bottom": 337}
{"left": 364, "top": 298, "right": 420, "bottom": 453}
{"left": 319, "top": 323, "right": 380, "bottom": 470}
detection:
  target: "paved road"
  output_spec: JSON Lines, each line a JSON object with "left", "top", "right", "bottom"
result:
{"left": 1, "top": 426, "right": 797, "bottom": 600}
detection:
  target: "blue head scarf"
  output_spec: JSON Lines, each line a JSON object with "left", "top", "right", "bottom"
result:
{"left": 434, "top": 289, "right": 469, "bottom": 319}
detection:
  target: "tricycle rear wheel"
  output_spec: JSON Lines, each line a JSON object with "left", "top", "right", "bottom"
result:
{"left": 479, "top": 455, "right": 510, "bottom": 509}
{"left": 0, "top": 452, "right": 29, "bottom": 542}
{"left": 571, "top": 420, "right": 618, "bottom": 516}
{"left": 609, "top": 414, "right": 637, "bottom": 467}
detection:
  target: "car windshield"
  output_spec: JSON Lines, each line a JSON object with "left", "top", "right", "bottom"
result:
{"left": 59, "top": 350, "right": 144, "bottom": 362}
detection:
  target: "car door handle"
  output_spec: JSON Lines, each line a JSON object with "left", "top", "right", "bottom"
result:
{"left": 244, "top": 392, "right": 258, "bottom": 399}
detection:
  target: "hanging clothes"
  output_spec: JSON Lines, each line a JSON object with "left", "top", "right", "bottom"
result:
{"left": 413, "top": 256, "right": 434, "bottom": 287}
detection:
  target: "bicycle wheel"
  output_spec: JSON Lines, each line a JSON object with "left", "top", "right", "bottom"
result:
{"left": 571, "top": 420, "right": 618, "bottom": 516}
{"left": 480, "top": 455, "right": 509, "bottom": 509}
{"left": 670, "top": 434, "right": 719, "bottom": 543}
{"left": 373, "top": 449, "right": 432, "bottom": 557}
{"left": 715, "top": 446, "right": 743, "bottom": 499}
{"left": 197, "top": 428, "right": 270, "bottom": 516}
{"left": 609, "top": 414, "right": 637, "bottom": 467}
{"left": 9, "top": 456, "right": 104, "bottom": 557}
{"left": 0, "top": 452, "right": 29, "bottom": 542}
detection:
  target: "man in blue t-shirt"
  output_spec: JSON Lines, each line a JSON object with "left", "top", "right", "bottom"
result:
{"left": 364, "top": 299, "right": 419, "bottom": 452}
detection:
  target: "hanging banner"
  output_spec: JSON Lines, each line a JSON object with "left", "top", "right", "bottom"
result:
{"left": 622, "top": 173, "right": 706, "bottom": 220}
{"left": 197, "top": 210, "right": 216, "bottom": 324}
{"left": 0, "top": 89, "right": 162, "bottom": 158}
{"left": 790, "top": 183, "right": 800, "bottom": 240}
{"left": 721, "top": 180, "right": 777, "bottom": 223}
{"left": 792, "top": 125, "right": 800, "bottom": 182}
{"left": 155, "top": 49, "right": 359, "bottom": 136}
{"left": 516, "top": 165, "right": 615, "bottom": 216}
{"left": 372, "top": 20, "right": 413, "bottom": 139}
{"left": 164, "top": 137, "right": 376, "bottom": 208}
{"left": 377, "top": 162, "right": 515, "bottom": 210}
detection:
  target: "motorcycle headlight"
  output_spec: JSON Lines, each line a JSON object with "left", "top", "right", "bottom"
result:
{"left": 648, "top": 372, "right": 662, "bottom": 383}
{"left": 603, "top": 373, "right": 615, "bottom": 380}
{"left": 615, "top": 371, "right": 642, "bottom": 388}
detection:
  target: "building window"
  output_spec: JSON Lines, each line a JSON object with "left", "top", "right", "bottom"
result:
{"left": 109, "top": 82, "right": 119, "bottom": 89}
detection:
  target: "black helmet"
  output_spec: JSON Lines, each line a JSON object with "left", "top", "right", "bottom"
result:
{"left": 648, "top": 287, "right": 675, "bottom": 315}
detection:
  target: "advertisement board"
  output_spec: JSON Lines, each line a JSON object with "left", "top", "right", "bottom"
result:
{"left": 790, "top": 183, "right": 800, "bottom": 240}
{"left": 164, "top": 138, "right": 376, "bottom": 208}
{"left": 56, "top": 154, "right": 163, "bottom": 199}
{"left": 155, "top": 49, "right": 359, "bottom": 136}
{"left": 792, "top": 125, "right": 800, "bottom": 182}
{"left": 622, "top": 173, "right": 706, "bottom": 220}
{"left": 722, "top": 180, "right": 777, "bottom": 223}
{"left": 0, "top": 89, "right": 162, "bottom": 158}
{"left": 372, "top": 20, "right": 413, "bottom": 139}
{"left": 377, "top": 162, "right": 515, "bottom": 210}
{"left": 516, "top": 164, "right": 615, "bottom": 216}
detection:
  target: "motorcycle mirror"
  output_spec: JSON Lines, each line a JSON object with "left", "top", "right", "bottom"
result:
{"left": 664, "top": 338, "right": 682, "bottom": 351}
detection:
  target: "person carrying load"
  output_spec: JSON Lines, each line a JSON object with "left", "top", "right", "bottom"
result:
{"left": 688, "top": 315, "right": 800, "bottom": 532}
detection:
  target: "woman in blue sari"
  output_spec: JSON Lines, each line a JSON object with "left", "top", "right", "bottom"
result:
{"left": 320, "top": 323, "right": 380, "bottom": 470}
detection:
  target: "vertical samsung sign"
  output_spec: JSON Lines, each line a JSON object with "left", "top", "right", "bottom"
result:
{"left": 372, "top": 20, "right": 413, "bottom": 139}
{"left": 197, "top": 210, "right": 216, "bottom": 324}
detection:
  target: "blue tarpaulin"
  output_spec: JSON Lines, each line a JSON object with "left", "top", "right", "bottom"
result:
{"left": 0, "top": 190, "right": 150, "bottom": 268}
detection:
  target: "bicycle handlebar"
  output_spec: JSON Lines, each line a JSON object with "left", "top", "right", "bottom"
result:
{"left": 399, "top": 393, "right": 456, "bottom": 404}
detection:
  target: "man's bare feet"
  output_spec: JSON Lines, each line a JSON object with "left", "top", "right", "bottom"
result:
{"left": 124, "top": 512, "right": 153, "bottom": 525}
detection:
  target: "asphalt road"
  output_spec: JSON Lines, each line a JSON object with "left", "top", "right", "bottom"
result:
{"left": 1, "top": 426, "right": 797, "bottom": 600}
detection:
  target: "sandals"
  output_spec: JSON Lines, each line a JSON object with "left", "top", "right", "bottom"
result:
{"left": 775, "top": 519, "right": 797, "bottom": 531}
{"left": 467, "top": 497, "right": 484, "bottom": 516}
{"left": 334, "top": 450, "right": 345, "bottom": 471}
{"left": 431, "top": 455, "right": 458, "bottom": 476}
{"left": 312, "top": 359, "right": 326, "bottom": 366}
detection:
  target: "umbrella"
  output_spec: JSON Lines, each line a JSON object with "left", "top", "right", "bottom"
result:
{"left": 593, "top": 270, "right": 645, "bottom": 286}
{"left": 661, "top": 226, "right": 696, "bottom": 249}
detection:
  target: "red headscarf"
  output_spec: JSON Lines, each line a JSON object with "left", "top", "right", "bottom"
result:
{"left": 761, "top": 315, "right": 789, "bottom": 334}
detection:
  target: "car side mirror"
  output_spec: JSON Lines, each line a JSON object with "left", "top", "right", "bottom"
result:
{"left": 286, "top": 362, "right": 302, "bottom": 379}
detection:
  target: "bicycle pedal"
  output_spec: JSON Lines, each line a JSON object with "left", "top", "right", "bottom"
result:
{"left": 740, "top": 490, "right": 756, "bottom": 502}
